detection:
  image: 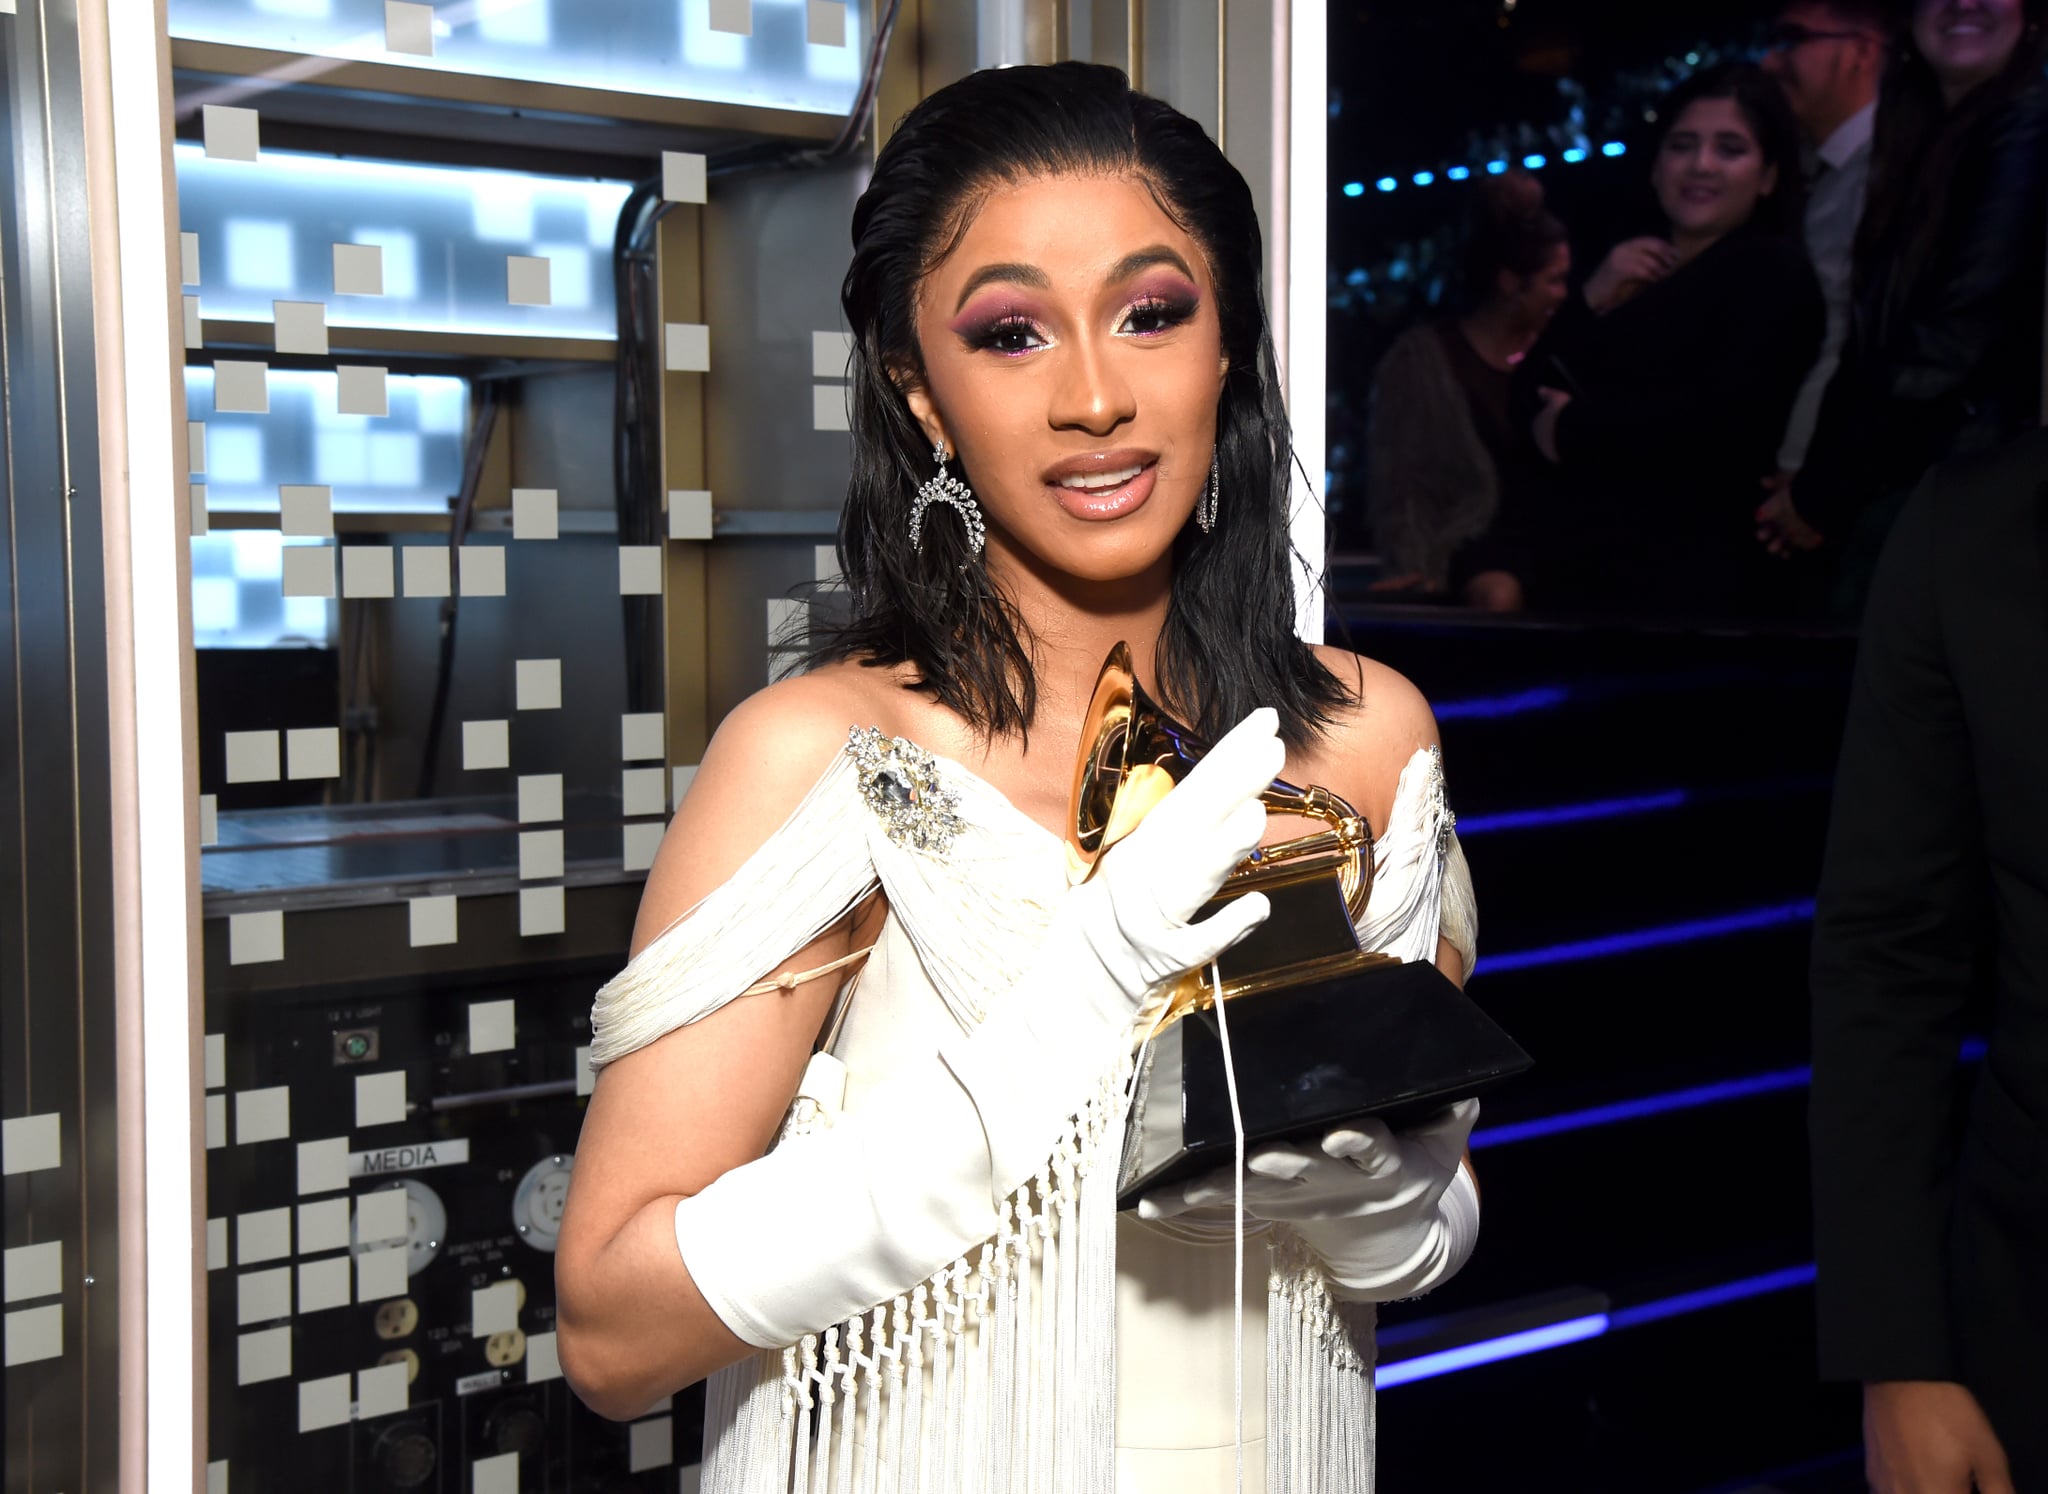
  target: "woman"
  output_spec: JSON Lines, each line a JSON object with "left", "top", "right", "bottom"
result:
{"left": 555, "top": 63, "right": 1480, "bottom": 1494}
{"left": 1515, "top": 65, "right": 1824, "bottom": 617}
{"left": 1767, "top": 0, "right": 2048, "bottom": 612}
{"left": 1365, "top": 172, "right": 1571, "bottom": 610}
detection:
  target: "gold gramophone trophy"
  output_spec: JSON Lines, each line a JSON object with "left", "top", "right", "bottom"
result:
{"left": 1068, "top": 645, "right": 1531, "bottom": 1208}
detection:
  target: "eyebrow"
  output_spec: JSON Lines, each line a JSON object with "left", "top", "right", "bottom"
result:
{"left": 950, "top": 245, "right": 1200, "bottom": 313}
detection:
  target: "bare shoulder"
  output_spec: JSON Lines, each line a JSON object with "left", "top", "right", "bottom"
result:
{"left": 630, "top": 661, "right": 904, "bottom": 954}
{"left": 1296, "top": 646, "right": 1442, "bottom": 837}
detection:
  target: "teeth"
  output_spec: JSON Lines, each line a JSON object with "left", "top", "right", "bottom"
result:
{"left": 1057, "top": 464, "right": 1143, "bottom": 491}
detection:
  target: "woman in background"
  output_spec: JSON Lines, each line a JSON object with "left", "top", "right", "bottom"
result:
{"left": 1516, "top": 64, "right": 1824, "bottom": 617}
{"left": 1767, "top": 0, "right": 2048, "bottom": 613}
{"left": 1365, "top": 172, "right": 1570, "bottom": 610}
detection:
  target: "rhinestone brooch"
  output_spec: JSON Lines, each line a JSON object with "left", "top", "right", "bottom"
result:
{"left": 1426, "top": 745, "right": 1457, "bottom": 856}
{"left": 846, "top": 726, "right": 963, "bottom": 855}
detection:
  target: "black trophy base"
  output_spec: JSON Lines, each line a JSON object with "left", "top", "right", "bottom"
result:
{"left": 1115, "top": 959, "right": 1533, "bottom": 1209}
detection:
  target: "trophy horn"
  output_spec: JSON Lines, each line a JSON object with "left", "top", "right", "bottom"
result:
{"left": 1064, "top": 643, "right": 1376, "bottom": 919}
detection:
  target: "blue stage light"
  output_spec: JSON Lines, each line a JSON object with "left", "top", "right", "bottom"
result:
{"left": 1486, "top": 160, "right": 1508, "bottom": 175}
{"left": 1483, "top": 899, "right": 1816, "bottom": 975}
{"left": 1375, "top": 177, "right": 1399, "bottom": 192}
{"left": 1523, "top": 153, "right": 1547, "bottom": 169}
{"left": 1563, "top": 147, "right": 1588, "bottom": 163}
{"left": 1413, "top": 171, "right": 1436, "bottom": 187}
{"left": 1602, "top": 141, "right": 1627, "bottom": 157}
{"left": 1434, "top": 685, "right": 1571, "bottom": 720}
{"left": 1342, "top": 181, "right": 1365, "bottom": 197}
{"left": 1470, "top": 1065, "right": 1812, "bottom": 1149}
{"left": 1458, "top": 789, "right": 1689, "bottom": 836}
{"left": 1447, "top": 166, "right": 1472, "bottom": 181}
{"left": 1377, "top": 1314, "right": 1610, "bottom": 1388}
{"left": 1610, "top": 1265, "right": 1815, "bottom": 1331}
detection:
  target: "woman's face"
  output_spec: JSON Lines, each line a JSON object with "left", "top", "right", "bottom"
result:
{"left": 1914, "top": 0, "right": 2026, "bottom": 99}
{"left": 1651, "top": 97, "right": 1779, "bottom": 243}
{"left": 1505, "top": 242, "right": 1572, "bottom": 329}
{"left": 902, "top": 172, "right": 1229, "bottom": 588}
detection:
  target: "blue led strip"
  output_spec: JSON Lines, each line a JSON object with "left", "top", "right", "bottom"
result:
{"left": 1469, "top": 1065, "right": 1812, "bottom": 1149}
{"left": 1483, "top": 899, "right": 1816, "bottom": 975}
{"left": 1457, "top": 789, "right": 1690, "bottom": 836}
{"left": 1379, "top": 1266, "right": 1815, "bottom": 1388}
{"left": 1608, "top": 1264, "right": 1816, "bottom": 1331}
{"left": 1375, "top": 1313, "right": 1610, "bottom": 1388}
{"left": 1433, "top": 685, "right": 1572, "bottom": 721}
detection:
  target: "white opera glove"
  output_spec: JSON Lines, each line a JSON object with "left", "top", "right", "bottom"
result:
{"left": 673, "top": 708, "right": 1285, "bottom": 1350}
{"left": 1139, "top": 1099, "right": 1481, "bottom": 1302}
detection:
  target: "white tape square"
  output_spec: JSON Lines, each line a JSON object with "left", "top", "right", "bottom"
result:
{"left": 213, "top": 359, "right": 270, "bottom": 413}
{"left": 807, "top": 0, "right": 847, "bottom": 45}
{"left": 812, "top": 382, "right": 852, "bottom": 432}
{"left": 235, "top": 1085, "right": 290, "bottom": 1144}
{"left": 355, "top": 1246, "right": 408, "bottom": 1304}
{"left": 462, "top": 720, "right": 509, "bottom": 771}
{"left": 281, "top": 545, "right": 336, "bottom": 599}
{"left": 506, "top": 255, "right": 552, "bottom": 306}
{"left": 224, "top": 730, "right": 280, "bottom": 783}
{"left": 338, "top": 365, "right": 389, "bottom": 416}
{"left": 459, "top": 544, "right": 506, "bottom": 597}
{"left": 629, "top": 1414, "right": 674, "bottom": 1471}
{"left": 297, "top": 1255, "right": 351, "bottom": 1314}
{"left": 401, "top": 545, "right": 451, "bottom": 598}
{"left": 519, "top": 885, "right": 564, "bottom": 937}
{"left": 342, "top": 546, "right": 396, "bottom": 599}
{"left": 354, "top": 1067, "right": 408, "bottom": 1130}
{"left": 673, "top": 764, "right": 699, "bottom": 809}
{"left": 357, "top": 1359, "right": 408, "bottom": 1419}
{"left": 512, "top": 488, "right": 558, "bottom": 540}
{"left": 297, "top": 1137, "right": 349, "bottom": 1196}
{"left": 298, "top": 1372, "right": 352, "bottom": 1432}
{"left": 471, "top": 1280, "right": 519, "bottom": 1336}
{"left": 237, "top": 1325, "right": 291, "bottom": 1385}
{"left": 667, "top": 489, "right": 713, "bottom": 541}
{"left": 205, "top": 1093, "right": 227, "bottom": 1149}
{"left": 207, "top": 1217, "right": 230, "bottom": 1270}
{"left": 236, "top": 1266, "right": 291, "bottom": 1326}
{"left": 618, "top": 545, "right": 663, "bottom": 596}
{"left": 409, "top": 895, "right": 457, "bottom": 948}
{"left": 354, "top": 1188, "right": 408, "bottom": 1248}
{"left": 621, "top": 712, "right": 664, "bottom": 762}
{"left": 517, "top": 774, "right": 563, "bottom": 824}
{"left": 334, "top": 241, "right": 384, "bottom": 295}
{"left": 527, "top": 1328, "right": 561, "bottom": 1382}
{"left": 519, "top": 829, "right": 564, "bottom": 881}
{"left": 228, "top": 910, "right": 285, "bottom": 967}
{"left": 181, "top": 231, "right": 201, "bottom": 286}
{"left": 202, "top": 104, "right": 259, "bottom": 162}
{"left": 276, "top": 481, "right": 331, "bottom": 536}
{"left": 661, "top": 151, "right": 707, "bottom": 204}
{"left": 664, "top": 322, "right": 710, "bottom": 372}
{"left": 3, "top": 1241, "right": 61, "bottom": 1304}
{"left": 708, "top": 0, "right": 752, "bottom": 36}
{"left": 384, "top": 0, "right": 435, "bottom": 55}
{"left": 298, "top": 1197, "right": 351, "bottom": 1254}
{"left": 623, "top": 820, "right": 665, "bottom": 874}
{"left": 470, "top": 998, "right": 516, "bottom": 1055}
{"left": 473, "top": 1451, "right": 518, "bottom": 1494}
{"left": 621, "top": 767, "right": 666, "bottom": 818}
{"left": 4, "top": 1303, "right": 63, "bottom": 1367}
{"left": 515, "top": 658, "right": 561, "bottom": 710}
{"left": 200, "top": 793, "right": 220, "bottom": 846}
{"left": 286, "top": 727, "right": 341, "bottom": 781}
{"left": 273, "top": 300, "right": 328, "bottom": 355}
{"left": 236, "top": 1207, "right": 292, "bottom": 1265}
{"left": 574, "top": 1046, "right": 594, "bottom": 1097}
{"left": 205, "top": 1032, "right": 226, "bottom": 1089}
{"left": 811, "top": 329, "right": 856, "bottom": 379}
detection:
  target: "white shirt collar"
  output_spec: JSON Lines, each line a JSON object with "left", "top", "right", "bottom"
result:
{"left": 1818, "top": 99, "right": 1877, "bottom": 171}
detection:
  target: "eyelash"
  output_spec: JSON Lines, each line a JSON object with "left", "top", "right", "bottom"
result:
{"left": 961, "top": 295, "right": 1200, "bottom": 357}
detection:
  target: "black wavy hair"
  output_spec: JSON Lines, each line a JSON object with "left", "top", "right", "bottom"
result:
{"left": 1457, "top": 169, "right": 1569, "bottom": 310}
{"left": 1653, "top": 64, "right": 1811, "bottom": 242}
{"left": 811, "top": 61, "right": 1348, "bottom": 749}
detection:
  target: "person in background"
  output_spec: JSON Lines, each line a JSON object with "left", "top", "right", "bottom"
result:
{"left": 1757, "top": 0, "right": 1891, "bottom": 549}
{"left": 1762, "top": 0, "right": 2048, "bottom": 607}
{"left": 1515, "top": 65, "right": 1824, "bottom": 616}
{"left": 1810, "top": 428, "right": 2048, "bottom": 1494}
{"left": 1365, "top": 171, "right": 1570, "bottom": 611}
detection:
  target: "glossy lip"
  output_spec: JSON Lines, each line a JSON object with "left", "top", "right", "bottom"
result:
{"left": 1042, "top": 448, "right": 1160, "bottom": 521}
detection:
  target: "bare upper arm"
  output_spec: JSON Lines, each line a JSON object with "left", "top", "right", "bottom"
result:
{"left": 560, "top": 670, "right": 883, "bottom": 1278}
{"left": 1305, "top": 646, "right": 1443, "bottom": 840}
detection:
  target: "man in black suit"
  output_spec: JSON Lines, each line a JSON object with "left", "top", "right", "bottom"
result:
{"left": 1811, "top": 428, "right": 2048, "bottom": 1494}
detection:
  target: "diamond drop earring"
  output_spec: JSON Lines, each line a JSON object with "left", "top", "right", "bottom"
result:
{"left": 909, "top": 442, "right": 986, "bottom": 563}
{"left": 1198, "top": 449, "right": 1220, "bottom": 533}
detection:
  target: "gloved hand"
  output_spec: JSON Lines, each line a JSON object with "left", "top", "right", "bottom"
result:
{"left": 674, "top": 708, "right": 1284, "bottom": 1349}
{"left": 1138, "top": 1099, "right": 1481, "bottom": 1302}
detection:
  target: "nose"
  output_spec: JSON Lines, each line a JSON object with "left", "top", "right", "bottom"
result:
{"left": 1047, "top": 333, "right": 1136, "bottom": 437}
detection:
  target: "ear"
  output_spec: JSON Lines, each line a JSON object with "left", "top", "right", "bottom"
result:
{"left": 897, "top": 376, "right": 950, "bottom": 457}
{"left": 1759, "top": 161, "right": 1781, "bottom": 200}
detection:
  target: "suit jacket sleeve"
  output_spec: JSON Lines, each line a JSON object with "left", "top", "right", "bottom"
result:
{"left": 1809, "top": 466, "right": 1988, "bottom": 1382}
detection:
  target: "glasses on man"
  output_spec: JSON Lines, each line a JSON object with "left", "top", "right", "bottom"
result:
{"left": 1766, "top": 22, "right": 1883, "bottom": 51}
